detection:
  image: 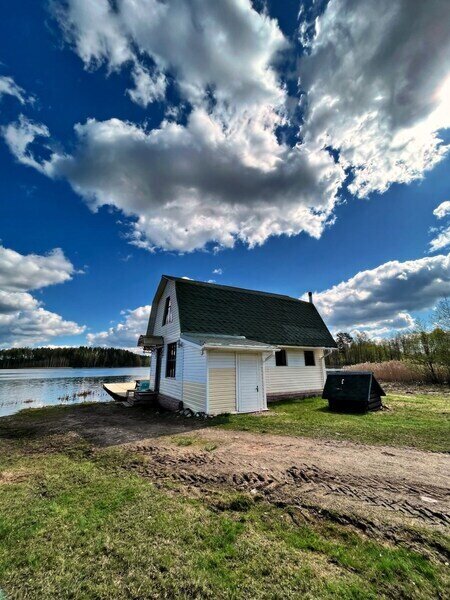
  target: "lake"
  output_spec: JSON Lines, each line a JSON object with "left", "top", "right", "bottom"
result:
{"left": 0, "top": 367, "right": 150, "bottom": 418}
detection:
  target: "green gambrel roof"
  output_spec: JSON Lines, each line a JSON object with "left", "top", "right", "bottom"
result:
{"left": 168, "top": 276, "right": 336, "bottom": 348}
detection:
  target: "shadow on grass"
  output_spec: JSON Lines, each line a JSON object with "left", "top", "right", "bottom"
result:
{"left": 316, "top": 405, "right": 373, "bottom": 416}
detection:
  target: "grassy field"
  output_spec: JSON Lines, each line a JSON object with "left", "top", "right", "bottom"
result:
{"left": 0, "top": 428, "right": 448, "bottom": 600}
{"left": 0, "top": 393, "right": 449, "bottom": 598}
{"left": 213, "top": 393, "right": 450, "bottom": 453}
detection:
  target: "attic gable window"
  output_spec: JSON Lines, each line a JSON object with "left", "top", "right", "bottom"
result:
{"left": 275, "top": 349, "right": 287, "bottom": 366}
{"left": 304, "top": 350, "right": 316, "bottom": 366}
{"left": 162, "top": 296, "right": 173, "bottom": 325}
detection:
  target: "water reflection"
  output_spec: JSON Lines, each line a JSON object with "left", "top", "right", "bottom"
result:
{"left": 0, "top": 367, "right": 149, "bottom": 417}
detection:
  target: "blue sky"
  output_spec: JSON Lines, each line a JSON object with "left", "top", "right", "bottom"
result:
{"left": 1, "top": 0, "right": 450, "bottom": 349}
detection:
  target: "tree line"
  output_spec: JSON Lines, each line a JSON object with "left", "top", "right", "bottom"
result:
{"left": 0, "top": 347, "right": 150, "bottom": 369}
{"left": 326, "top": 298, "right": 450, "bottom": 384}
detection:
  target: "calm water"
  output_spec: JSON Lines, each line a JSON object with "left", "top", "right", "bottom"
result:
{"left": 0, "top": 367, "right": 150, "bottom": 418}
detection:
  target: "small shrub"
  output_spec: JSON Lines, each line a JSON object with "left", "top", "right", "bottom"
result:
{"left": 204, "top": 443, "right": 217, "bottom": 452}
{"left": 172, "top": 436, "right": 194, "bottom": 447}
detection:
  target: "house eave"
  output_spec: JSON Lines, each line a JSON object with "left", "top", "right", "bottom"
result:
{"left": 275, "top": 344, "right": 337, "bottom": 350}
{"left": 203, "top": 343, "right": 277, "bottom": 352}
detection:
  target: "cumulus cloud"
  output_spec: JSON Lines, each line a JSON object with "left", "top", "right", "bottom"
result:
{"left": 433, "top": 201, "right": 450, "bottom": 220}
{"left": 0, "top": 290, "right": 38, "bottom": 315}
{"left": 312, "top": 253, "right": 450, "bottom": 334}
{"left": 127, "top": 64, "right": 167, "bottom": 108}
{"left": 0, "top": 245, "right": 84, "bottom": 347}
{"left": 212, "top": 268, "right": 223, "bottom": 275}
{"left": 87, "top": 305, "right": 151, "bottom": 349}
{"left": 300, "top": 0, "right": 450, "bottom": 198}
{"left": 0, "top": 75, "right": 27, "bottom": 104}
{"left": 0, "top": 309, "right": 84, "bottom": 348}
{"left": 0, "top": 246, "right": 75, "bottom": 292}
{"left": 35, "top": 0, "right": 339, "bottom": 250}
{"left": 53, "top": 0, "right": 287, "bottom": 108}
{"left": 5, "top": 0, "right": 450, "bottom": 253}
{"left": 430, "top": 201, "right": 450, "bottom": 252}
{"left": 2, "top": 115, "right": 52, "bottom": 173}
{"left": 429, "top": 227, "right": 450, "bottom": 252}
{"left": 6, "top": 112, "right": 343, "bottom": 251}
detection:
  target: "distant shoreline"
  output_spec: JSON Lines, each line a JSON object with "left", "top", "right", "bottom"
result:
{"left": 0, "top": 347, "right": 150, "bottom": 370}
{"left": 0, "top": 366, "right": 149, "bottom": 370}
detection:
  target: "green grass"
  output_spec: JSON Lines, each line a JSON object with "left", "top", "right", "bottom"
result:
{"left": 0, "top": 434, "right": 448, "bottom": 599}
{"left": 212, "top": 393, "right": 450, "bottom": 452}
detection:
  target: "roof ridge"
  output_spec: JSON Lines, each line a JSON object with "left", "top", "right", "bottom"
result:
{"left": 163, "top": 274, "right": 311, "bottom": 304}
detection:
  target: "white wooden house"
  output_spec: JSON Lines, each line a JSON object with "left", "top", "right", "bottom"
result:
{"left": 138, "top": 276, "right": 336, "bottom": 415}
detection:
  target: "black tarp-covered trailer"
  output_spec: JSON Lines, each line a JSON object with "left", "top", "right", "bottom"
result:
{"left": 322, "top": 371, "right": 385, "bottom": 412}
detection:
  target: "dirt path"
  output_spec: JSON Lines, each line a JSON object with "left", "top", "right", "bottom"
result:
{"left": 128, "top": 428, "right": 450, "bottom": 534}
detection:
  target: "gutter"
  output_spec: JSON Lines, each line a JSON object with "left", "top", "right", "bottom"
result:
{"left": 202, "top": 343, "right": 277, "bottom": 352}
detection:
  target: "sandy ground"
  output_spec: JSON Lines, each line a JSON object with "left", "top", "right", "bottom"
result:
{"left": 2, "top": 402, "right": 449, "bottom": 538}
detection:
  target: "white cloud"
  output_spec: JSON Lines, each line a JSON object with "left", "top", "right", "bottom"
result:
{"left": 212, "top": 268, "right": 223, "bottom": 275}
{"left": 53, "top": 0, "right": 287, "bottom": 109}
{"left": 52, "top": 0, "right": 133, "bottom": 70}
{"left": 39, "top": 0, "right": 343, "bottom": 251}
{"left": 312, "top": 253, "right": 450, "bottom": 334}
{"left": 430, "top": 201, "right": 450, "bottom": 251}
{"left": 0, "top": 245, "right": 84, "bottom": 347}
{"left": 7, "top": 113, "right": 343, "bottom": 252}
{"left": 429, "top": 226, "right": 450, "bottom": 252}
{"left": 5, "top": 0, "right": 450, "bottom": 253}
{"left": 0, "top": 246, "right": 75, "bottom": 292}
{"left": 87, "top": 305, "right": 151, "bottom": 349}
{"left": 0, "top": 308, "right": 84, "bottom": 348}
{"left": 0, "top": 75, "right": 26, "bottom": 104}
{"left": 127, "top": 64, "right": 167, "bottom": 108}
{"left": 433, "top": 201, "right": 450, "bottom": 220}
{"left": 2, "top": 115, "right": 52, "bottom": 173}
{"left": 0, "top": 290, "right": 38, "bottom": 315}
{"left": 351, "top": 313, "right": 416, "bottom": 339}
{"left": 300, "top": 0, "right": 450, "bottom": 198}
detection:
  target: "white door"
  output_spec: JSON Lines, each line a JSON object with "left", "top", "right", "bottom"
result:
{"left": 237, "top": 353, "right": 263, "bottom": 413}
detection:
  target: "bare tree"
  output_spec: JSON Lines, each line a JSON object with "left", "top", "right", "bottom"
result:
{"left": 435, "top": 297, "right": 450, "bottom": 331}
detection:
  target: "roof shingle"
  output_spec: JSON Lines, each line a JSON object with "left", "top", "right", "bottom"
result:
{"left": 168, "top": 276, "right": 336, "bottom": 348}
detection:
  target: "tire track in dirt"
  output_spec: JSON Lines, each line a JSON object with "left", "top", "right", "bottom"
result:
{"left": 129, "top": 442, "right": 450, "bottom": 529}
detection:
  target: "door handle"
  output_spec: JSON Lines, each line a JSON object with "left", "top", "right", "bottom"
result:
{"left": 256, "top": 385, "right": 259, "bottom": 392}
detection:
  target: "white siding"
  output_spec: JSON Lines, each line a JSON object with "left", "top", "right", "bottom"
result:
{"left": 266, "top": 349, "right": 325, "bottom": 394}
{"left": 287, "top": 349, "right": 305, "bottom": 367}
{"left": 149, "top": 354, "right": 155, "bottom": 388}
{"left": 266, "top": 353, "right": 276, "bottom": 367}
{"left": 209, "top": 352, "right": 236, "bottom": 369}
{"left": 152, "top": 279, "right": 181, "bottom": 340}
{"left": 152, "top": 280, "right": 183, "bottom": 400}
{"left": 207, "top": 351, "right": 237, "bottom": 414}
{"left": 266, "top": 349, "right": 306, "bottom": 367}
{"left": 182, "top": 341, "right": 207, "bottom": 412}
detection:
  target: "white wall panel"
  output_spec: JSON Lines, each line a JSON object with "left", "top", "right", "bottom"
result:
{"left": 266, "top": 350, "right": 325, "bottom": 394}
